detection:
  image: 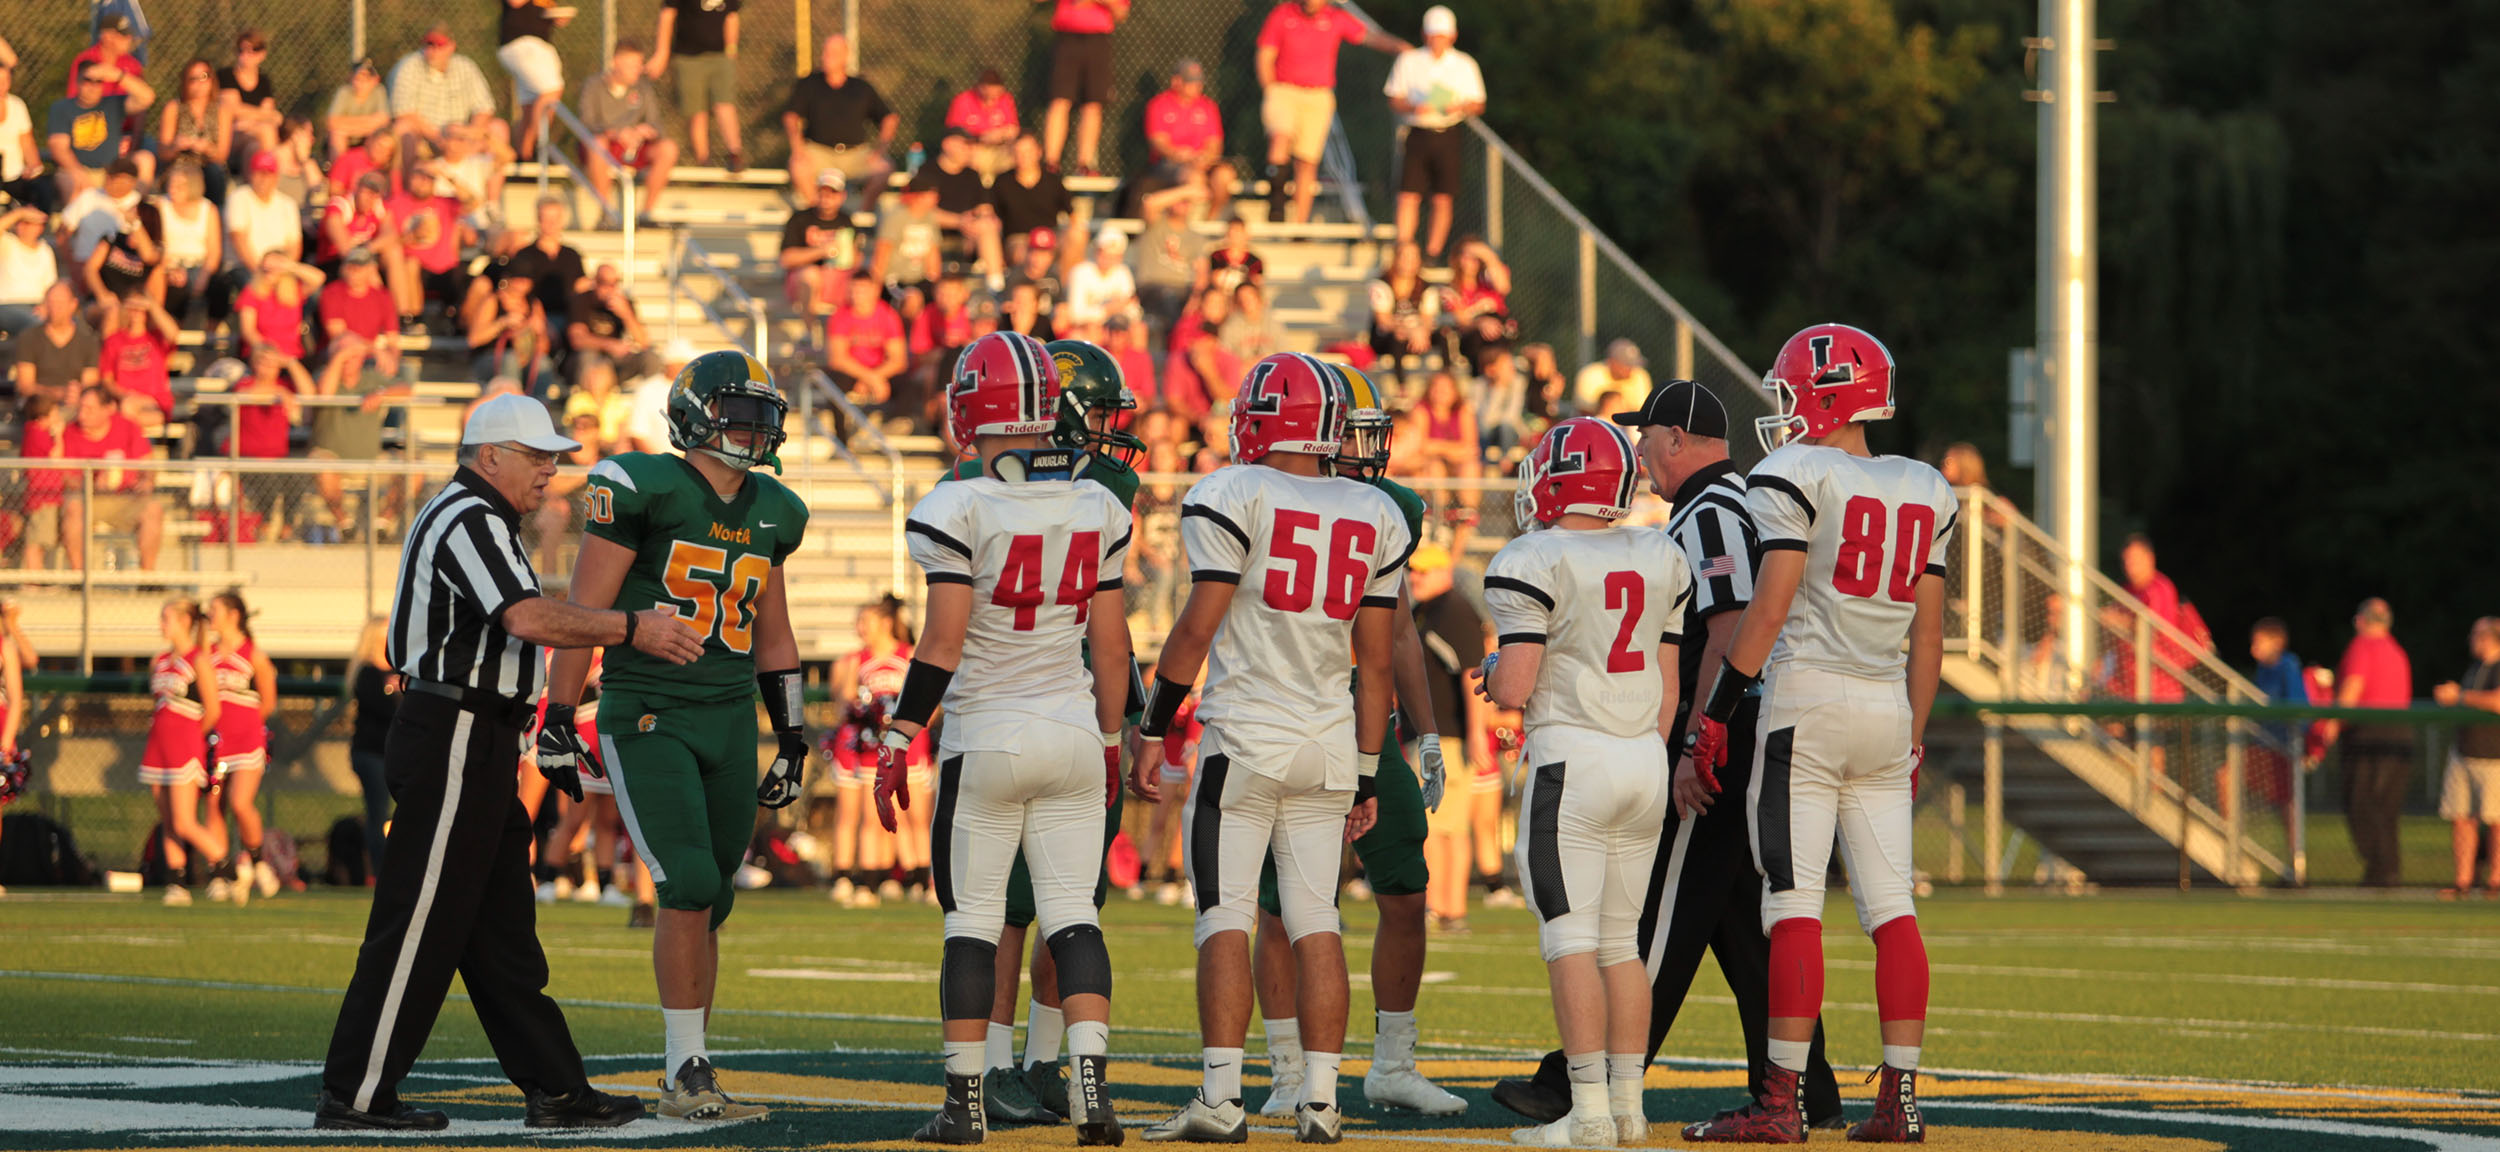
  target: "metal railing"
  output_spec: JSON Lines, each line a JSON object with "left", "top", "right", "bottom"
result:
{"left": 539, "top": 100, "right": 638, "bottom": 280}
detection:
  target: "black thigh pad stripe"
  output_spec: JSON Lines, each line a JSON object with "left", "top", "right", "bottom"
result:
{"left": 1527, "top": 760, "right": 1570, "bottom": 921}
{"left": 1191, "top": 754, "right": 1230, "bottom": 913}
{"left": 1757, "top": 727, "right": 1796, "bottom": 893}
{"left": 933, "top": 755, "right": 965, "bottom": 912}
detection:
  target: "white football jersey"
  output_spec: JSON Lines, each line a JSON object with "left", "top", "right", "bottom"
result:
{"left": 905, "top": 476, "right": 1133, "bottom": 748}
{"left": 1746, "top": 443, "right": 1957, "bottom": 681}
{"left": 1181, "top": 464, "right": 1413, "bottom": 784}
{"left": 1484, "top": 526, "right": 1693, "bottom": 740}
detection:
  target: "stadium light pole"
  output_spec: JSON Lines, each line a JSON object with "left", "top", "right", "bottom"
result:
{"left": 2039, "top": 0, "right": 2099, "bottom": 684}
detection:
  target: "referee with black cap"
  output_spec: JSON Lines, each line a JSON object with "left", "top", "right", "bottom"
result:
{"left": 316, "top": 394, "right": 705, "bottom": 1131}
{"left": 1494, "top": 381, "right": 1845, "bottom": 1130}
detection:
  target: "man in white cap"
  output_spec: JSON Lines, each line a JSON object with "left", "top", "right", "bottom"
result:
{"left": 317, "top": 393, "right": 703, "bottom": 1131}
{"left": 1383, "top": 5, "right": 1483, "bottom": 263}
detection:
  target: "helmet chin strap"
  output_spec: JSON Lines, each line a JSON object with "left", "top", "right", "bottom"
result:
{"left": 695, "top": 443, "right": 782, "bottom": 475}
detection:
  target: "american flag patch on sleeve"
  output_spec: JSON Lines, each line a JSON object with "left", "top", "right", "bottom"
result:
{"left": 1697, "top": 555, "right": 1738, "bottom": 579}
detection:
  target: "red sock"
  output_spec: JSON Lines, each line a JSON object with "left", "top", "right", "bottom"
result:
{"left": 1872, "top": 915, "right": 1930, "bottom": 1024}
{"left": 1766, "top": 918, "right": 1824, "bottom": 1020}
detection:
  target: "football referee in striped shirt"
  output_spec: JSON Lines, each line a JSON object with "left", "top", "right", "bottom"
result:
{"left": 316, "top": 395, "right": 704, "bottom": 1131}
{"left": 1495, "top": 381, "right": 1845, "bottom": 1129}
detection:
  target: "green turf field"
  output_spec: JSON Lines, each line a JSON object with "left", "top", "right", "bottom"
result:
{"left": 1, "top": 887, "right": 2494, "bottom": 1150}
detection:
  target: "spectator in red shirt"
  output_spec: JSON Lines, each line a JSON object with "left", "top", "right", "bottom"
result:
{"left": 1160, "top": 288, "right": 1239, "bottom": 424}
{"left": 98, "top": 291, "right": 177, "bottom": 419}
{"left": 1255, "top": 0, "right": 1406, "bottom": 223}
{"left": 15, "top": 394, "right": 71, "bottom": 569}
{"left": 327, "top": 129, "right": 402, "bottom": 202}
{"left": 1202, "top": 214, "right": 1263, "bottom": 296}
{"left": 234, "top": 250, "right": 325, "bottom": 363}
{"left": 1146, "top": 59, "right": 1222, "bottom": 168}
{"left": 2328, "top": 597, "right": 2415, "bottom": 888}
{"left": 945, "top": 69, "right": 1019, "bottom": 178}
{"left": 1040, "top": 0, "right": 1129, "bottom": 176}
{"left": 320, "top": 247, "right": 405, "bottom": 386}
{"left": 1103, "top": 313, "right": 1155, "bottom": 409}
{"left": 2120, "top": 534, "right": 2203, "bottom": 703}
{"left": 388, "top": 164, "right": 474, "bottom": 321}
{"left": 908, "top": 275, "right": 974, "bottom": 426}
{"left": 825, "top": 272, "right": 905, "bottom": 417}
{"left": 49, "top": 384, "right": 166, "bottom": 570}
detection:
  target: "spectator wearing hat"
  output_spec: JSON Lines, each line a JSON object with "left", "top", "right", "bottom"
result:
{"left": 497, "top": 0, "right": 575, "bottom": 162}
{"left": 312, "top": 247, "right": 414, "bottom": 536}
{"left": 1063, "top": 225, "right": 1136, "bottom": 340}
{"left": 648, "top": 0, "right": 744, "bottom": 171}
{"left": 48, "top": 54, "right": 157, "bottom": 198}
{"left": 0, "top": 205, "right": 56, "bottom": 337}
{"left": 946, "top": 69, "right": 1020, "bottom": 179}
{"left": 1002, "top": 224, "right": 1066, "bottom": 334}
{"left": 1572, "top": 338, "right": 1651, "bottom": 413}
{"left": 216, "top": 150, "right": 299, "bottom": 327}
{"left": 389, "top": 26, "right": 516, "bottom": 171}
{"left": 1, "top": 59, "right": 57, "bottom": 214}
{"left": 784, "top": 35, "right": 896, "bottom": 208}
{"left": 319, "top": 172, "right": 410, "bottom": 308}
{"left": 67, "top": 14, "right": 148, "bottom": 105}
{"left": 989, "top": 134, "right": 1073, "bottom": 266}
{"left": 579, "top": 39, "right": 678, "bottom": 229}
{"left": 1255, "top": 0, "right": 1408, "bottom": 224}
{"left": 922, "top": 131, "right": 1004, "bottom": 288}
{"left": 778, "top": 170, "right": 859, "bottom": 314}
{"left": 1146, "top": 59, "right": 1221, "bottom": 171}
{"left": 74, "top": 159, "right": 160, "bottom": 305}
{"left": 1039, "top": 0, "right": 1128, "bottom": 175}
{"left": 217, "top": 28, "right": 284, "bottom": 161}
{"left": 326, "top": 57, "right": 393, "bottom": 159}
{"left": 870, "top": 177, "right": 944, "bottom": 300}
{"left": 1384, "top": 6, "right": 1483, "bottom": 263}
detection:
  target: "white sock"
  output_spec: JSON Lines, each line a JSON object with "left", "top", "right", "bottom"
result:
{"left": 1303, "top": 1050, "right": 1342, "bottom": 1107}
{"left": 1565, "top": 1050, "right": 1607, "bottom": 1118}
{"left": 1607, "top": 1053, "right": 1645, "bottom": 1114}
{"left": 1767, "top": 1038, "right": 1810, "bottom": 1074}
{"left": 662, "top": 1007, "right": 706, "bottom": 1086}
{"left": 944, "top": 1039, "right": 987, "bottom": 1078}
{"left": 1264, "top": 1017, "right": 1303, "bottom": 1072}
{"left": 1024, "top": 1001, "right": 1066, "bottom": 1068}
{"left": 1065, "top": 1019, "right": 1109, "bottom": 1058}
{"left": 1203, "top": 1046, "right": 1245, "bottom": 1103}
{"left": 1883, "top": 1044, "right": 1921, "bottom": 1072}
{"left": 985, "top": 1022, "right": 1016, "bottom": 1071}
{"left": 1373, "top": 1009, "right": 1418, "bottom": 1066}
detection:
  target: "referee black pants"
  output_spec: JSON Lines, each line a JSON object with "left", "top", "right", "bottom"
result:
{"left": 322, "top": 691, "right": 590, "bottom": 1112}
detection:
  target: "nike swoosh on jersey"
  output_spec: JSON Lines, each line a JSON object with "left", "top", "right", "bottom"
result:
{"left": 759, "top": 521, "right": 778, "bottom": 528}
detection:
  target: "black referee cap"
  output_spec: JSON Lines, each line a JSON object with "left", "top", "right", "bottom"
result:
{"left": 1611, "top": 379, "right": 1729, "bottom": 439}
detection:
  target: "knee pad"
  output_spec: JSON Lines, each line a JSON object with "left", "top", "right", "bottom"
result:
{"left": 1594, "top": 935, "right": 1641, "bottom": 970}
{"left": 939, "top": 936, "right": 1000, "bottom": 1021}
{"left": 1536, "top": 908, "right": 1598, "bottom": 964}
{"left": 1045, "top": 923, "right": 1113, "bottom": 1000}
{"left": 1277, "top": 889, "right": 1341, "bottom": 945}
{"left": 1762, "top": 884, "right": 1824, "bottom": 929}
{"left": 1854, "top": 880, "right": 1918, "bottom": 934}
{"left": 1193, "top": 902, "right": 1255, "bottom": 948}
{"left": 655, "top": 867, "right": 722, "bottom": 915}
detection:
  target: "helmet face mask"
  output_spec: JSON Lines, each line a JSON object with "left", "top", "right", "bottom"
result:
{"left": 1048, "top": 339, "right": 1144, "bottom": 468}
{"left": 1329, "top": 363, "right": 1393, "bottom": 480}
{"left": 666, "top": 351, "right": 789, "bottom": 470}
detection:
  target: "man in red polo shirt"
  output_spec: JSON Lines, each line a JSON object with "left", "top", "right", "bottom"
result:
{"left": 825, "top": 273, "right": 906, "bottom": 418}
{"left": 41, "top": 384, "right": 165, "bottom": 570}
{"left": 1042, "top": 0, "right": 1128, "bottom": 176}
{"left": 2327, "top": 598, "right": 2416, "bottom": 888}
{"left": 1255, "top": 0, "right": 1406, "bottom": 224}
{"left": 946, "top": 68, "right": 1020, "bottom": 178}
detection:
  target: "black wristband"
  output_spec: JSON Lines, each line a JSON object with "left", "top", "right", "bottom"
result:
{"left": 1138, "top": 675, "right": 1191, "bottom": 737}
{"left": 1124, "top": 658, "right": 1148, "bottom": 721}
{"left": 894, "top": 658, "right": 954, "bottom": 728}
{"left": 1355, "top": 774, "right": 1378, "bottom": 803}
{"left": 544, "top": 700, "right": 576, "bottom": 729}
{"left": 1702, "top": 659, "right": 1762, "bottom": 725}
{"left": 759, "top": 669, "right": 804, "bottom": 734}
{"left": 620, "top": 609, "right": 638, "bottom": 646}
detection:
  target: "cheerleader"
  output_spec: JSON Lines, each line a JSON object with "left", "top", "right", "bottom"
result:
{"left": 0, "top": 603, "right": 22, "bottom": 898}
{"left": 825, "top": 597, "right": 926, "bottom": 907}
{"left": 142, "top": 599, "right": 226, "bottom": 906}
{"left": 207, "top": 590, "right": 279, "bottom": 904}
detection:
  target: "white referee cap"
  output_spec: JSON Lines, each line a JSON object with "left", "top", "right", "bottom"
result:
{"left": 462, "top": 393, "right": 581, "bottom": 453}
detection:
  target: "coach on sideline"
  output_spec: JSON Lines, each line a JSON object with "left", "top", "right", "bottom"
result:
{"left": 315, "top": 394, "right": 703, "bottom": 1131}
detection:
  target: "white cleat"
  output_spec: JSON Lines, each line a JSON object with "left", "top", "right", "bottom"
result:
{"left": 1259, "top": 1061, "right": 1305, "bottom": 1118}
{"left": 1142, "top": 1094, "right": 1248, "bottom": 1143}
{"left": 253, "top": 859, "right": 280, "bottom": 898}
{"left": 1295, "top": 1102, "right": 1344, "bottom": 1144}
{"left": 163, "top": 885, "right": 192, "bottom": 907}
{"left": 1614, "top": 1113, "right": 1647, "bottom": 1142}
{"left": 1512, "top": 1113, "right": 1617, "bottom": 1147}
{"left": 535, "top": 881, "right": 559, "bottom": 904}
{"left": 204, "top": 877, "right": 232, "bottom": 904}
{"left": 1364, "top": 1063, "right": 1467, "bottom": 1115}
{"left": 598, "top": 885, "right": 633, "bottom": 908}
{"left": 572, "top": 879, "right": 603, "bottom": 904}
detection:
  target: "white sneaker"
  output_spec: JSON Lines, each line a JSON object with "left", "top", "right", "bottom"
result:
{"left": 1512, "top": 1113, "right": 1616, "bottom": 1146}
{"left": 573, "top": 878, "right": 604, "bottom": 903}
{"left": 163, "top": 885, "right": 192, "bottom": 907}
{"left": 830, "top": 877, "right": 855, "bottom": 904}
{"left": 599, "top": 885, "right": 633, "bottom": 908}
{"left": 1343, "top": 878, "right": 1373, "bottom": 902}
{"left": 1156, "top": 882, "right": 1182, "bottom": 906}
{"left": 535, "top": 881, "right": 559, "bottom": 904}
{"left": 552, "top": 875, "right": 576, "bottom": 901}
{"left": 204, "top": 877, "right": 231, "bottom": 903}
{"left": 1142, "top": 1094, "right": 1248, "bottom": 1142}
{"left": 1295, "top": 1101, "right": 1344, "bottom": 1144}
{"left": 1485, "top": 888, "right": 1526, "bottom": 909}
{"left": 1613, "top": 1112, "right": 1647, "bottom": 1142}
{"left": 734, "top": 862, "right": 772, "bottom": 890}
{"left": 1364, "top": 1063, "right": 1467, "bottom": 1115}
{"left": 253, "top": 860, "right": 279, "bottom": 898}
{"left": 1259, "top": 1057, "right": 1305, "bottom": 1117}
{"left": 877, "top": 878, "right": 905, "bottom": 902}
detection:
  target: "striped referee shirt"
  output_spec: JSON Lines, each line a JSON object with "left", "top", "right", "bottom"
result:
{"left": 1664, "top": 459, "right": 1759, "bottom": 744}
{"left": 387, "top": 467, "right": 545, "bottom": 700}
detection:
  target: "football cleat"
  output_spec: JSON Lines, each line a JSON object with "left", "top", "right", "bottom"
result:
{"left": 163, "top": 884, "right": 192, "bottom": 907}
{"left": 1071, "top": 1054, "right": 1123, "bottom": 1146}
{"left": 1258, "top": 1056, "right": 1304, "bottom": 1118}
{"left": 1363, "top": 1064, "right": 1466, "bottom": 1115}
{"left": 1614, "top": 1111, "right": 1647, "bottom": 1143}
{"left": 1294, "top": 1101, "right": 1343, "bottom": 1144}
{"left": 1142, "top": 1094, "right": 1247, "bottom": 1143}
{"left": 1490, "top": 1052, "right": 1569, "bottom": 1124}
{"left": 1029, "top": 1060, "right": 1073, "bottom": 1121}
{"left": 660, "top": 1056, "right": 766, "bottom": 1121}
{"left": 1846, "top": 1065, "right": 1923, "bottom": 1142}
{"left": 984, "top": 1066, "right": 1057, "bottom": 1125}
{"left": 1511, "top": 1113, "right": 1616, "bottom": 1147}
{"left": 916, "top": 1072, "right": 987, "bottom": 1144}
{"left": 1681, "top": 1064, "right": 1805, "bottom": 1144}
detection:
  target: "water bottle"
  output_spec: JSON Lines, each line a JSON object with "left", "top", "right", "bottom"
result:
{"left": 905, "top": 141, "right": 925, "bottom": 178}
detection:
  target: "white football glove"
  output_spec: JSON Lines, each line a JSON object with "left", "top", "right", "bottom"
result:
{"left": 1414, "top": 733, "right": 1447, "bottom": 812}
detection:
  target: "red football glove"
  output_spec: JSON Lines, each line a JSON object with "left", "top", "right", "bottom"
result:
{"left": 1687, "top": 716, "right": 1729, "bottom": 778}
{"left": 1910, "top": 743, "right": 1925, "bottom": 800}
{"left": 872, "top": 731, "right": 913, "bottom": 833}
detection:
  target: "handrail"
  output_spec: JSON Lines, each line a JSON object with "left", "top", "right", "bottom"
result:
{"left": 1321, "top": 117, "right": 1372, "bottom": 231}
{"left": 535, "top": 101, "right": 619, "bottom": 224}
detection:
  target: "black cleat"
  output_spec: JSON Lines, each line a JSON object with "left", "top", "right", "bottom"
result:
{"left": 313, "top": 1089, "right": 449, "bottom": 1130}
{"left": 916, "top": 1072, "right": 987, "bottom": 1144}
{"left": 1071, "top": 1054, "right": 1123, "bottom": 1146}
{"left": 1490, "top": 1051, "right": 1569, "bottom": 1124}
{"left": 525, "top": 1086, "right": 645, "bottom": 1128}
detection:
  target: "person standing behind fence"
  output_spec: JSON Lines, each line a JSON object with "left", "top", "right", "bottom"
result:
{"left": 1256, "top": 0, "right": 1408, "bottom": 225}
{"left": 315, "top": 394, "right": 701, "bottom": 1131}
{"left": 1039, "top": 0, "right": 1127, "bottom": 177}
{"left": 205, "top": 590, "right": 278, "bottom": 905}
{"left": 498, "top": 0, "right": 574, "bottom": 163}
{"left": 649, "top": 0, "right": 743, "bottom": 172}
{"left": 784, "top": 36, "right": 896, "bottom": 210}
{"left": 1382, "top": 7, "right": 1481, "bottom": 265}
{"left": 2323, "top": 598, "right": 2414, "bottom": 888}
{"left": 142, "top": 598, "right": 225, "bottom": 907}
{"left": 2430, "top": 618, "right": 2500, "bottom": 899}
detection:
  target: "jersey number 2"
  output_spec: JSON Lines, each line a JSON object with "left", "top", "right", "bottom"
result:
{"left": 994, "top": 532, "right": 1100, "bottom": 631}
{"left": 1603, "top": 571, "right": 1647, "bottom": 673}
{"left": 1264, "top": 510, "right": 1376, "bottom": 621}
{"left": 661, "top": 541, "right": 774, "bottom": 654}
{"left": 1831, "top": 496, "right": 1936, "bottom": 603}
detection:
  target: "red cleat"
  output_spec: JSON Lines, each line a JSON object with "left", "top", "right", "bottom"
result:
{"left": 1681, "top": 1064, "right": 1805, "bottom": 1143}
{"left": 1847, "top": 1065, "right": 1924, "bottom": 1142}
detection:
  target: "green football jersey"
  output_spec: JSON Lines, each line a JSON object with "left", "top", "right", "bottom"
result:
{"left": 584, "top": 452, "right": 811, "bottom": 704}
{"left": 1372, "top": 475, "right": 1428, "bottom": 544}
{"left": 945, "top": 455, "right": 1142, "bottom": 510}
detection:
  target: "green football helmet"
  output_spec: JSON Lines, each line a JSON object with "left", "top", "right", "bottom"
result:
{"left": 666, "top": 350, "right": 789, "bottom": 471}
{"left": 1332, "top": 362, "right": 1394, "bottom": 480}
{"left": 1046, "top": 339, "right": 1144, "bottom": 468}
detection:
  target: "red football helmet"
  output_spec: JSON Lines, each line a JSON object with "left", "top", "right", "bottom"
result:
{"left": 1228, "top": 352, "right": 1348, "bottom": 464}
{"left": 1516, "top": 417, "right": 1639, "bottom": 526}
{"left": 948, "top": 331, "right": 1062, "bottom": 448}
{"left": 1758, "top": 323, "right": 1896, "bottom": 451}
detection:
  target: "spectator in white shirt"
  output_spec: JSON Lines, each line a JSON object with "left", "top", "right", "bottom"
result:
{"left": 1062, "top": 225, "right": 1138, "bottom": 340}
{"left": 0, "top": 60, "right": 54, "bottom": 215}
{"left": 215, "top": 149, "right": 299, "bottom": 342}
{"left": 0, "top": 205, "right": 56, "bottom": 335}
{"left": 1383, "top": 6, "right": 1483, "bottom": 263}
{"left": 1571, "top": 337, "right": 1651, "bottom": 413}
